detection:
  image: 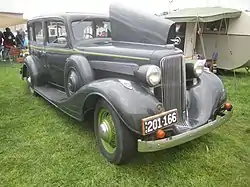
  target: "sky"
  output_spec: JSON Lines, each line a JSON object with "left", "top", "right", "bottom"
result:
{"left": 1, "top": 0, "right": 250, "bottom": 18}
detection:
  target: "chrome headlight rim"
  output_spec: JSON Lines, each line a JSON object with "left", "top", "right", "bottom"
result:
{"left": 146, "top": 65, "right": 161, "bottom": 86}
{"left": 194, "top": 59, "right": 206, "bottom": 77}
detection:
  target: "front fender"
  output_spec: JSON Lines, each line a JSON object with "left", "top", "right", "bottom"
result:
{"left": 59, "top": 78, "right": 161, "bottom": 135}
{"left": 187, "top": 71, "right": 227, "bottom": 127}
{"left": 22, "top": 55, "right": 48, "bottom": 86}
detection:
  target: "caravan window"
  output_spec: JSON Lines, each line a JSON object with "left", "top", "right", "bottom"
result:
{"left": 203, "top": 19, "right": 229, "bottom": 34}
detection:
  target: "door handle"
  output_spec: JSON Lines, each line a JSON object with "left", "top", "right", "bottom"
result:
{"left": 40, "top": 51, "right": 46, "bottom": 57}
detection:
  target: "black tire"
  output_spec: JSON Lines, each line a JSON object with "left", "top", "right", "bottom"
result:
{"left": 26, "top": 67, "right": 38, "bottom": 96}
{"left": 64, "top": 57, "right": 94, "bottom": 97}
{"left": 94, "top": 99, "right": 137, "bottom": 165}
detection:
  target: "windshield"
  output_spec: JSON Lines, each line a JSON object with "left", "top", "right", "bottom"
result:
{"left": 72, "top": 19, "right": 111, "bottom": 40}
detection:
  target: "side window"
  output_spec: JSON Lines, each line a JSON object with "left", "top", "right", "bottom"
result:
{"left": 27, "top": 23, "right": 34, "bottom": 42}
{"left": 71, "top": 19, "right": 111, "bottom": 40}
{"left": 46, "top": 21, "right": 67, "bottom": 45}
{"left": 203, "top": 19, "right": 229, "bottom": 34}
{"left": 34, "top": 21, "right": 44, "bottom": 44}
{"left": 83, "top": 21, "right": 93, "bottom": 39}
{"left": 72, "top": 21, "right": 92, "bottom": 40}
{"left": 96, "top": 21, "right": 111, "bottom": 38}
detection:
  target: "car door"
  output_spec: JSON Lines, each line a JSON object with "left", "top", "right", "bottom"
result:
{"left": 44, "top": 18, "right": 71, "bottom": 88}
{"left": 28, "top": 20, "right": 47, "bottom": 70}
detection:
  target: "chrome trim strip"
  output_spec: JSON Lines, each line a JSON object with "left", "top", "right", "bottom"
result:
{"left": 159, "top": 56, "right": 166, "bottom": 105}
{"left": 182, "top": 55, "right": 188, "bottom": 122}
{"left": 91, "top": 60, "right": 139, "bottom": 75}
{"left": 137, "top": 109, "right": 233, "bottom": 152}
{"left": 114, "top": 41, "right": 175, "bottom": 48}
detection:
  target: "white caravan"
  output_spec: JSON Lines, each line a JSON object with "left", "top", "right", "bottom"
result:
{"left": 165, "top": 7, "right": 250, "bottom": 71}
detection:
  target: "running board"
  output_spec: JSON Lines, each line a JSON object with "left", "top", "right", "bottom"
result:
{"left": 34, "top": 84, "right": 67, "bottom": 104}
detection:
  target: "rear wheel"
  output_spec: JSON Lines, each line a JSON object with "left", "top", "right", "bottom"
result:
{"left": 94, "top": 99, "right": 137, "bottom": 165}
{"left": 25, "top": 67, "right": 37, "bottom": 96}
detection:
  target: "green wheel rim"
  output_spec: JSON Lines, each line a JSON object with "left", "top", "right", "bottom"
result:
{"left": 98, "top": 108, "right": 117, "bottom": 154}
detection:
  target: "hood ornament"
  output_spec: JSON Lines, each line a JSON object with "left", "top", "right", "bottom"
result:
{"left": 170, "top": 36, "right": 181, "bottom": 45}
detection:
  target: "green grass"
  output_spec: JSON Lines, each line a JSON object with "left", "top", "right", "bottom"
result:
{"left": 0, "top": 63, "right": 249, "bottom": 187}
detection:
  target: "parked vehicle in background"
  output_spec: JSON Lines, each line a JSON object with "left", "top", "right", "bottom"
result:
{"left": 165, "top": 7, "right": 250, "bottom": 72}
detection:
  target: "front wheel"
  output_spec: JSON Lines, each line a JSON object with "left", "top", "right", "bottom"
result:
{"left": 94, "top": 99, "right": 137, "bottom": 165}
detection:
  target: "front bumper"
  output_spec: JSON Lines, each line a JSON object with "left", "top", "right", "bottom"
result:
{"left": 137, "top": 109, "right": 233, "bottom": 152}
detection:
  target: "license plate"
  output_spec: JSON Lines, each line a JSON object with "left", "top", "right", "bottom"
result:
{"left": 142, "top": 109, "right": 178, "bottom": 135}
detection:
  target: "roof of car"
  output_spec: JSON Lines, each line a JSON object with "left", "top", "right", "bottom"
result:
{"left": 29, "top": 12, "right": 109, "bottom": 21}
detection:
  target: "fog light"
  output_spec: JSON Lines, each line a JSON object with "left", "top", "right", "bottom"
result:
{"left": 224, "top": 103, "right": 233, "bottom": 111}
{"left": 156, "top": 129, "right": 166, "bottom": 139}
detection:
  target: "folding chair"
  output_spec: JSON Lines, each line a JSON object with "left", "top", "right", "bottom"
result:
{"left": 9, "top": 47, "right": 21, "bottom": 63}
{"left": 205, "top": 52, "right": 218, "bottom": 74}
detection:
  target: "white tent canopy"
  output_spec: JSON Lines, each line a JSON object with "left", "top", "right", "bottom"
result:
{"left": 0, "top": 12, "right": 27, "bottom": 28}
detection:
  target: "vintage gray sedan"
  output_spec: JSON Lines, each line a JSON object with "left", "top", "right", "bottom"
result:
{"left": 20, "top": 3, "right": 233, "bottom": 165}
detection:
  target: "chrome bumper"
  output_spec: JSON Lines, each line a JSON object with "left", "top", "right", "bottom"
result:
{"left": 138, "top": 109, "right": 233, "bottom": 152}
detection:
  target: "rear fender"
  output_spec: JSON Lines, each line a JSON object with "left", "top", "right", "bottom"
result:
{"left": 22, "top": 55, "right": 48, "bottom": 86}
{"left": 60, "top": 78, "right": 161, "bottom": 135}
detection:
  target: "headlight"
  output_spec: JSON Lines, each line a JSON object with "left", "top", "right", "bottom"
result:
{"left": 146, "top": 65, "right": 161, "bottom": 86}
{"left": 194, "top": 59, "right": 206, "bottom": 77}
{"left": 134, "top": 65, "right": 161, "bottom": 86}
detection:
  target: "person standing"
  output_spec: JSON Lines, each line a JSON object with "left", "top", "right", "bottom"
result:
{"left": 15, "top": 30, "right": 24, "bottom": 49}
{"left": 0, "top": 31, "right": 3, "bottom": 59}
{"left": 2, "top": 27, "right": 15, "bottom": 61}
{"left": 19, "top": 28, "right": 25, "bottom": 39}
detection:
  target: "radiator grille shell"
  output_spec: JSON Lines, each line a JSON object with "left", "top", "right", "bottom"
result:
{"left": 160, "top": 54, "right": 186, "bottom": 122}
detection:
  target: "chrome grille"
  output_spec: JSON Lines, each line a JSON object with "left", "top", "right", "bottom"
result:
{"left": 160, "top": 55, "right": 185, "bottom": 121}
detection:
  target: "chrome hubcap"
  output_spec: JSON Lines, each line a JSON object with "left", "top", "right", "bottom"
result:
{"left": 26, "top": 76, "right": 34, "bottom": 93}
{"left": 99, "top": 122, "right": 110, "bottom": 143}
{"left": 67, "top": 70, "right": 78, "bottom": 95}
{"left": 27, "top": 77, "right": 32, "bottom": 85}
{"left": 98, "top": 108, "right": 116, "bottom": 153}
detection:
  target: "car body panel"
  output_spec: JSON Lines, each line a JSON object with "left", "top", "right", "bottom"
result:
{"left": 24, "top": 70, "right": 227, "bottom": 136}
{"left": 23, "top": 55, "right": 49, "bottom": 86}
{"left": 187, "top": 71, "right": 227, "bottom": 128}
{"left": 45, "top": 46, "right": 71, "bottom": 86}
{"left": 21, "top": 2, "right": 232, "bottom": 153}
{"left": 58, "top": 78, "right": 161, "bottom": 134}
{"left": 109, "top": 3, "right": 176, "bottom": 45}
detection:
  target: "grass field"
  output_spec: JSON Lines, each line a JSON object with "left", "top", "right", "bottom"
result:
{"left": 0, "top": 63, "right": 249, "bottom": 187}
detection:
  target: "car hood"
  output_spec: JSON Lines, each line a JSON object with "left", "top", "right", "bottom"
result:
{"left": 109, "top": 3, "right": 176, "bottom": 45}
